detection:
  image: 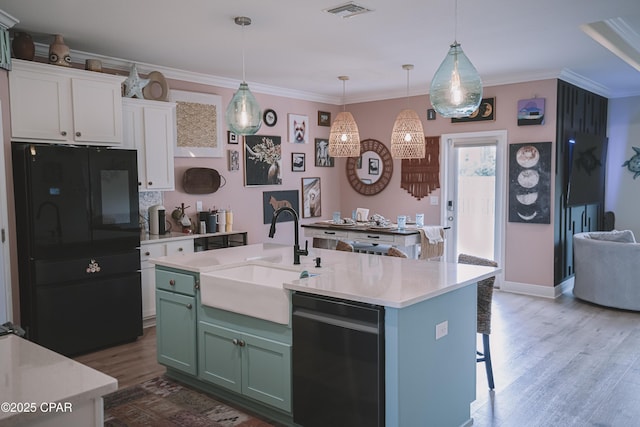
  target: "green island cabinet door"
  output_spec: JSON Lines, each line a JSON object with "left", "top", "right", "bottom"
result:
{"left": 156, "top": 269, "right": 198, "bottom": 375}
{"left": 199, "top": 321, "right": 292, "bottom": 412}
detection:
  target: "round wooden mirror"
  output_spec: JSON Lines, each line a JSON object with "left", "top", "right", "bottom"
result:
{"left": 346, "top": 139, "right": 393, "bottom": 196}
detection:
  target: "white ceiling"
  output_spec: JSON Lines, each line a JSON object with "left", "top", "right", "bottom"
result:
{"left": 1, "top": 0, "right": 640, "bottom": 104}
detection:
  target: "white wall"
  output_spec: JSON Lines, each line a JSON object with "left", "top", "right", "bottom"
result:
{"left": 606, "top": 96, "right": 640, "bottom": 237}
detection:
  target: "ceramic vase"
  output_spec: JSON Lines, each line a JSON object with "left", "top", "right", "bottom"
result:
{"left": 12, "top": 32, "right": 35, "bottom": 61}
{"left": 48, "top": 34, "right": 71, "bottom": 67}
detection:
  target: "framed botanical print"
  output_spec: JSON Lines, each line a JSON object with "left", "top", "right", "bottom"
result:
{"left": 244, "top": 135, "right": 282, "bottom": 185}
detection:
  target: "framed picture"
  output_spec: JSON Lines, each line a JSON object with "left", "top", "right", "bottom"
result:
{"left": 227, "top": 131, "right": 238, "bottom": 144}
{"left": 170, "top": 90, "right": 223, "bottom": 157}
{"left": 318, "top": 111, "right": 331, "bottom": 126}
{"left": 302, "top": 177, "right": 322, "bottom": 218}
{"left": 508, "top": 142, "right": 552, "bottom": 224}
{"left": 369, "top": 158, "right": 380, "bottom": 175}
{"left": 244, "top": 135, "right": 282, "bottom": 186}
{"left": 288, "top": 113, "right": 308, "bottom": 144}
{"left": 451, "top": 97, "right": 495, "bottom": 123}
{"left": 292, "top": 153, "right": 305, "bottom": 172}
{"left": 517, "top": 98, "right": 545, "bottom": 126}
{"left": 228, "top": 149, "right": 240, "bottom": 172}
{"left": 262, "top": 190, "right": 299, "bottom": 224}
{"left": 315, "top": 138, "right": 334, "bottom": 167}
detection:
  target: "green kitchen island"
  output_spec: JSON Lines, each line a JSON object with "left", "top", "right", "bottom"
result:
{"left": 151, "top": 243, "right": 499, "bottom": 427}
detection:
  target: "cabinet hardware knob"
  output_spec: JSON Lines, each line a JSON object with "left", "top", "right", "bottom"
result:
{"left": 169, "top": 279, "right": 175, "bottom": 286}
{"left": 178, "top": 247, "right": 183, "bottom": 252}
{"left": 186, "top": 303, "right": 192, "bottom": 309}
{"left": 61, "top": 131, "right": 67, "bottom": 136}
{"left": 75, "top": 131, "right": 81, "bottom": 137}
{"left": 144, "top": 251, "right": 150, "bottom": 256}
{"left": 148, "top": 181, "right": 153, "bottom": 185}
{"left": 138, "top": 182, "right": 142, "bottom": 186}
{"left": 239, "top": 340, "right": 246, "bottom": 347}
{"left": 232, "top": 338, "right": 239, "bottom": 346}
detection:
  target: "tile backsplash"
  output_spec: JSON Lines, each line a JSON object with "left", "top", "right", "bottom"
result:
{"left": 139, "top": 191, "right": 163, "bottom": 232}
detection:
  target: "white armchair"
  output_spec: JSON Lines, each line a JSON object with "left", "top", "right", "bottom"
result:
{"left": 573, "top": 230, "right": 640, "bottom": 311}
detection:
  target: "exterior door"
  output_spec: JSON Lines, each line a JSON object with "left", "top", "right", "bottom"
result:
{"left": 442, "top": 130, "right": 506, "bottom": 279}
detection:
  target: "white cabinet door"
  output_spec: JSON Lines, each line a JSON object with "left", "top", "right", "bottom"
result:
{"left": 9, "top": 60, "right": 124, "bottom": 145}
{"left": 9, "top": 67, "right": 70, "bottom": 141}
{"left": 143, "top": 105, "right": 175, "bottom": 190}
{"left": 122, "top": 98, "right": 175, "bottom": 191}
{"left": 71, "top": 78, "right": 123, "bottom": 144}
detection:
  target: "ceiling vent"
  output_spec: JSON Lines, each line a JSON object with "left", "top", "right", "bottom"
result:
{"left": 324, "top": 2, "right": 373, "bottom": 19}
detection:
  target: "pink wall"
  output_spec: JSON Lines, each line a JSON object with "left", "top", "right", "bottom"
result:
{"left": 346, "top": 79, "right": 558, "bottom": 287}
{"left": 162, "top": 79, "right": 343, "bottom": 247}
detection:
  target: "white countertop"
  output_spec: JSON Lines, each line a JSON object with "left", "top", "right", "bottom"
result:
{"left": 151, "top": 243, "right": 500, "bottom": 308}
{"left": 0, "top": 334, "right": 117, "bottom": 425}
{"left": 141, "top": 230, "right": 246, "bottom": 244}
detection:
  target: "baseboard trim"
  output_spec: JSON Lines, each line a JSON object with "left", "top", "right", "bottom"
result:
{"left": 143, "top": 316, "right": 156, "bottom": 329}
{"left": 501, "top": 278, "right": 573, "bottom": 299}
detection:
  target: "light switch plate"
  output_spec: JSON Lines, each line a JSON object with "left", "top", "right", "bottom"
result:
{"left": 196, "top": 200, "right": 203, "bottom": 212}
{"left": 430, "top": 196, "right": 439, "bottom": 205}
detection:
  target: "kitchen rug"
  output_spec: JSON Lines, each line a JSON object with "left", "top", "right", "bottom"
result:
{"left": 104, "top": 375, "right": 279, "bottom": 426}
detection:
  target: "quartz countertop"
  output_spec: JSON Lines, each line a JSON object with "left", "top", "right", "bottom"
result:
{"left": 141, "top": 230, "right": 246, "bottom": 244}
{"left": 0, "top": 334, "right": 117, "bottom": 425}
{"left": 151, "top": 243, "right": 500, "bottom": 308}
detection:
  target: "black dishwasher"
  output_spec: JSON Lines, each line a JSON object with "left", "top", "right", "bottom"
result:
{"left": 292, "top": 292, "right": 385, "bottom": 427}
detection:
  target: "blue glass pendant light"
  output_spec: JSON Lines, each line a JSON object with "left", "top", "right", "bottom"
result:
{"left": 226, "top": 16, "right": 262, "bottom": 135}
{"left": 429, "top": 0, "right": 482, "bottom": 118}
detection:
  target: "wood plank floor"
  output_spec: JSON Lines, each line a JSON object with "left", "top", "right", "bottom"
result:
{"left": 75, "top": 288, "right": 640, "bottom": 426}
{"left": 74, "top": 325, "right": 165, "bottom": 389}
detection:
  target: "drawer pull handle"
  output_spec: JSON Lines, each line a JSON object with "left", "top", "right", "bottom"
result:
{"left": 324, "top": 231, "right": 336, "bottom": 235}
{"left": 367, "top": 235, "right": 380, "bottom": 239}
{"left": 169, "top": 279, "right": 176, "bottom": 286}
{"left": 186, "top": 303, "right": 192, "bottom": 310}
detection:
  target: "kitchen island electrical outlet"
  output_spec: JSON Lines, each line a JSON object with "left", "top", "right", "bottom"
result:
{"left": 435, "top": 320, "right": 448, "bottom": 340}
{"left": 196, "top": 200, "right": 203, "bottom": 212}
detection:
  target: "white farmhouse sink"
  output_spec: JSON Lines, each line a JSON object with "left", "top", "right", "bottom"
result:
{"left": 200, "top": 263, "right": 304, "bottom": 325}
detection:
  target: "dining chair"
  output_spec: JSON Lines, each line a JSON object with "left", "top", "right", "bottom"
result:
{"left": 335, "top": 240, "right": 354, "bottom": 252}
{"left": 387, "top": 246, "right": 408, "bottom": 258}
{"left": 458, "top": 253, "right": 498, "bottom": 390}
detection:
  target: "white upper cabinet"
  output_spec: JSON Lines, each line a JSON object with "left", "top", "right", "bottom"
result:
{"left": 122, "top": 98, "right": 176, "bottom": 191}
{"left": 8, "top": 59, "right": 124, "bottom": 145}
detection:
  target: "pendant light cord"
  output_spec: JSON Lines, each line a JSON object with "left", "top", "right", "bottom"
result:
{"left": 454, "top": 0, "right": 458, "bottom": 44}
{"left": 405, "top": 67, "right": 410, "bottom": 107}
{"left": 241, "top": 22, "right": 246, "bottom": 83}
{"left": 342, "top": 79, "right": 346, "bottom": 112}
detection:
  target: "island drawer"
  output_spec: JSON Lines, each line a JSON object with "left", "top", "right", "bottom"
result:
{"left": 304, "top": 228, "right": 349, "bottom": 240}
{"left": 156, "top": 269, "right": 197, "bottom": 296}
{"left": 349, "top": 231, "right": 395, "bottom": 244}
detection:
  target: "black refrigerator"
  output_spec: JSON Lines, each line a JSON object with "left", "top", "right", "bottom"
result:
{"left": 12, "top": 143, "right": 143, "bottom": 356}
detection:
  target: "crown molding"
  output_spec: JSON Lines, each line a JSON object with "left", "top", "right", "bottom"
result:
{"left": 0, "top": 9, "right": 18, "bottom": 30}
{"left": 34, "top": 43, "right": 341, "bottom": 105}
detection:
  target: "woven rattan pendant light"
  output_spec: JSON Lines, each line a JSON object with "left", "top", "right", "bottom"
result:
{"left": 391, "top": 64, "right": 425, "bottom": 159}
{"left": 328, "top": 76, "right": 360, "bottom": 157}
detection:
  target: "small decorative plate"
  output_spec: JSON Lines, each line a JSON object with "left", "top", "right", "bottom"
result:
{"left": 263, "top": 109, "right": 277, "bottom": 127}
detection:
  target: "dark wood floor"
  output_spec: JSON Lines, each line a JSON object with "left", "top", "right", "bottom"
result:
{"left": 76, "top": 288, "right": 640, "bottom": 426}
